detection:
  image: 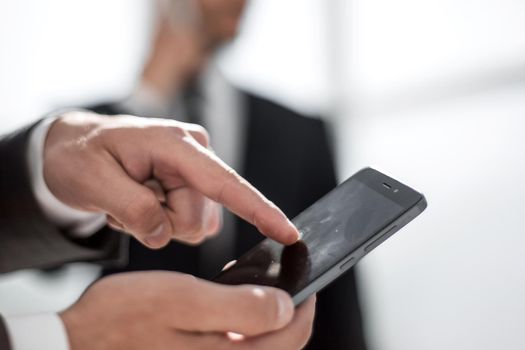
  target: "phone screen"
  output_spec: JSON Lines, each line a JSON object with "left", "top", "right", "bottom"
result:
{"left": 213, "top": 177, "right": 408, "bottom": 296}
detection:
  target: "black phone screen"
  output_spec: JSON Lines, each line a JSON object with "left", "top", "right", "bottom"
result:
{"left": 213, "top": 177, "right": 406, "bottom": 296}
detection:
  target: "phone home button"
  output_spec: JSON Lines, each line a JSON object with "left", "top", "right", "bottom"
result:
{"left": 339, "top": 257, "right": 355, "bottom": 271}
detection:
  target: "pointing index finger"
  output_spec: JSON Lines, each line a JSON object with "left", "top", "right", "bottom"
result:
{"left": 167, "top": 136, "right": 299, "bottom": 245}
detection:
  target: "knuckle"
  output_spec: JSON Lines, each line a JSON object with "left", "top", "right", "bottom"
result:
{"left": 215, "top": 168, "right": 242, "bottom": 203}
{"left": 120, "top": 158, "right": 144, "bottom": 180}
{"left": 205, "top": 204, "right": 222, "bottom": 236}
{"left": 206, "top": 224, "right": 220, "bottom": 237}
{"left": 185, "top": 122, "right": 209, "bottom": 139}
{"left": 165, "top": 125, "right": 186, "bottom": 139}
{"left": 194, "top": 125, "right": 210, "bottom": 146}
{"left": 177, "top": 216, "right": 206, "bottom": 238}
{"left": 166, "top": 123, "right": 210, "bottom": 147}
{"left": 179, "top": 233, "right": 206, "bottom": 245}
{"left": 121, "top": 194, "right": 159, "bottom": 231}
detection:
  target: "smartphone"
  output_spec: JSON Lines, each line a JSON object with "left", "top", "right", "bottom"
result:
{"left": 212, "top": 167, "right": 427, "bottom": 305}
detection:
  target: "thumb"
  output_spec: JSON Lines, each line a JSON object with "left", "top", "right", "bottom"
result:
{"left": 167, "top": 278, "right": 295, "bottom": 336}
{"left": 93, "top": 163, "right": 172, "bottom": 249}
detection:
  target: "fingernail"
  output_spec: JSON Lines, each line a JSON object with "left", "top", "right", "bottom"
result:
{"left": 144, "top": 224, "right": 165, "bottom": 248}
{"left": 286, "top": 219, "right": 300, "bottom": 242}
{"left": 275, "top": 290, "right": 294, "bottom": 327}
{"left": 150, "top": 223, "right": 165, "bottom": 237}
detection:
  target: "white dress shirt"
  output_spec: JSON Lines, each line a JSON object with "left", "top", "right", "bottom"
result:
{"left": 4, "top": 313, "right": 69, "bottom": 350}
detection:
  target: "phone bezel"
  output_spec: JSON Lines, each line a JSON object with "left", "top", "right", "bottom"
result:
{"left": 353, "top": 167, "right": 423, "bottom": 210}
{"left": 213, "top": 167, "right": 427, "bottom": 306}
{"left": 290, "top": 168, "right": 426, "bottom": 304}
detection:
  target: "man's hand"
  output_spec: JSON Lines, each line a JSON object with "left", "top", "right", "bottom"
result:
{"left": 43, "top": 111, "right": 299, "bottom": 248}
{"left": 60, "top": 271, "right": 315, "bottom": 350}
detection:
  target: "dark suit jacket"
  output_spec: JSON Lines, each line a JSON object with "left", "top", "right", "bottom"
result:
{"left": 90, "top": 92, "right": 368, "bottom": 350}
{"left": 0, "top": 120, "right": 126, "bottom": 350}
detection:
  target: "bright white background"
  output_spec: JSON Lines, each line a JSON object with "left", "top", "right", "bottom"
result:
{"left": 1, "top": 1, "right": 525, "bottom": 349}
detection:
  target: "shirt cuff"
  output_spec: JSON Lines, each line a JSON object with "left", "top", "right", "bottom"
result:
{"left": 4, "top": 313, "right": 69, "bottom": 350}
{"left": 27, "top": 116, "right": 107, "bottom": 237}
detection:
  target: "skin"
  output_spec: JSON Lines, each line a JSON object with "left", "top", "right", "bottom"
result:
{"left": 44, "top": 111, "right": 299, "bottom": 248}
{"left": 142, "top": 0, "right": 247, "bottom": 98}
{"left": 60, "top": 271, "right": 316, "bottom": 350}
{"left": 43, "top": 2, "right": 313, "bottom": 348}
{"left": 43, "top": 110, "right": 314, "bottom": 349}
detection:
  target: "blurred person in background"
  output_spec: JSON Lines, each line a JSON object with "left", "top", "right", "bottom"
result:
{"left": 89, "top": 0, "right": 367, "bottom": 348}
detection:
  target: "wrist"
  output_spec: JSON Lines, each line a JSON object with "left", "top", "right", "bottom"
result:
{"left": 28, "top": 114, "right": 106, "bottom": 235}
{"left": 43, "top": 111, "right": 102, "bottom": 211}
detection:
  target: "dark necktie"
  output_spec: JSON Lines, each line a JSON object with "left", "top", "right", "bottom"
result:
{"left": 180, "top": 81, "right": 237, "bottom": 278}
{"left": 182, "top": 81, "right": 203, "bottom": 126}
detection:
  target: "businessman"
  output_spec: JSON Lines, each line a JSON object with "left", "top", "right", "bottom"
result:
{"left": 91, "top": 0, "right": 367, "bottom": 348}
{"left": 0, "top": 111, "right": 315, "bottom": 349}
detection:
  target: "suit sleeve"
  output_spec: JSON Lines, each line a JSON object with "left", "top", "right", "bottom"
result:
{"left": 0, "top": 314, "right": 11, "bottom": 350}
{"left": 0, "top": 120, "right": 128, "bottom": 274}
